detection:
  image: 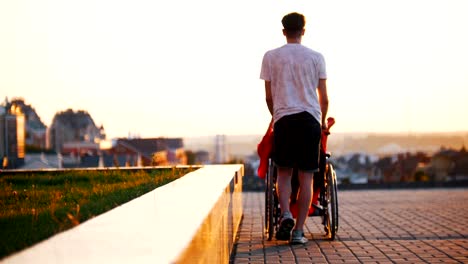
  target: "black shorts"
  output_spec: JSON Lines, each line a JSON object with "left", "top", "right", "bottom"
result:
{"left": 272, "top": 111, "right": 321, "bottom": 172}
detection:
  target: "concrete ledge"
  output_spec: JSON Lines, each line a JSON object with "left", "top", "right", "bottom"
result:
{"left": 1, "top": 165, "right": 244, "bottom": 264}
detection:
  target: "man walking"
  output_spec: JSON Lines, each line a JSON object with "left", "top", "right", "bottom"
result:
{"left": 260, "top": 12, "right": 329, "bottom": 244}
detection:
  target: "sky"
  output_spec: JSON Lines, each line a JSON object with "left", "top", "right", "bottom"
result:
{"left": 1, "top": 0, "right": 467, "bottom": 139}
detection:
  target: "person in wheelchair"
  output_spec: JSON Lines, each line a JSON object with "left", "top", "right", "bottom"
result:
{"left": 260, "top": 12, "right": 329, "bottom": 244}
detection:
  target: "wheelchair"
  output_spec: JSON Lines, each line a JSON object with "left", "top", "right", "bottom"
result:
{"left": 264, "top": 117, "right": 339, "bottom": 241}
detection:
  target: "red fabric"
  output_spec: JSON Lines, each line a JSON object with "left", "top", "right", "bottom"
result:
{"left": 257, "top": 122, "right": 274, "bottom": 179}
{"left": 290, "top": 190, "right": 320, "bottom": 218}
{"left": 321, "top": 117, "right": 335, "bottom": 153}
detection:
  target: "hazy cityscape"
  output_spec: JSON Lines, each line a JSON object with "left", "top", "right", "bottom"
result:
{"left": 2, "top": 97, "right": 468, "bottom": 186}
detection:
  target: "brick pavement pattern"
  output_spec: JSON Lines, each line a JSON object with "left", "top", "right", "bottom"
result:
{"left": 231, "top": 189, "right": 468, "bottom": 264}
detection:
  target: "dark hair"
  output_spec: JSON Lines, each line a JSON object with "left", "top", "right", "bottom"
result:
{"left": 282, "top": 12, "right": 305, "bottom": 37}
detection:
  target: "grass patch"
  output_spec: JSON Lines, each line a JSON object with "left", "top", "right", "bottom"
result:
{"left": 0, "top": 167, "right": 197, "bottom": 259}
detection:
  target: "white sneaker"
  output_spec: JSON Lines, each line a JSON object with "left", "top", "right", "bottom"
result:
{"left": 275, "top": 211, "right": 295, "bottom": 241}
{"left": 291, "top": 230, "right": 308, "bottom": 245}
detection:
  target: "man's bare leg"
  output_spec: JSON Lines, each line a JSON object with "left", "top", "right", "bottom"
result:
{"left": 295, "top": 170, "right": 314, "bottom": 231}
{"left": 276, "top": 166, "right": 293, "bottom": 213}
{"left": 275, "top": 166, "right": 295, "bottom": 240}
{"left": 289, "top": 169, "right": 314, "bottom": 244}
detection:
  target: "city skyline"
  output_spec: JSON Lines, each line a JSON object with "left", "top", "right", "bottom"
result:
{"left": 2, "top": 0, "right": 468, "bottom": 139}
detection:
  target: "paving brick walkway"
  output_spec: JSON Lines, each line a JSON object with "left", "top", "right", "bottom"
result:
{"left": 231, "top": 189, "right": 468, "bottom": 264}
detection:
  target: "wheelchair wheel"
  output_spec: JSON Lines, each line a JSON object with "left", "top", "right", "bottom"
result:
{"left": 264, "top": 160, "right": 276, "bottom": 241}
{"left": 331, "top": 165, "right": 339, "bottom": 235}
{"left": 324, "top": 163, "right": 339, "bottom": 240}
{"left": 264, "top": 171, "right": 269, "bottom": 237}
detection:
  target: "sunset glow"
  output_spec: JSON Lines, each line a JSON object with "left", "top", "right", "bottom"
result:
{"left": 1, "top": 0, "right": 467, "bottom": 138}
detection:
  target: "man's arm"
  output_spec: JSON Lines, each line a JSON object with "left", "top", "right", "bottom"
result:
{"left": 317, "top": 79, "right": 329, "bottom": 128}
{"left": 265, "top": 81, "right": 273, "bottom": 116}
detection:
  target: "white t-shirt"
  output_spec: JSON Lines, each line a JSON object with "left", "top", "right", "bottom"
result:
{"left": 260, "top": 43, "right": 327, "bottom": 125}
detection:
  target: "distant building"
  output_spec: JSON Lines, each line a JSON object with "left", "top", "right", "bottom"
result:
{"left": 393, "top": 152, "right": 431, "bottom": 182}
{"left": 62, "top": 141, "right": 100, "bottom": 156}
{"left": 333, "top": 152, "right": 377, "bottom": 184}
{"left": 427, "top": 147, "right": 468, "bottom": 181}
{"left": 105, "top": 138, "right": 187, "bottom": 167}
{"left": 4, "top": 98, "right": 47, "bottom": 149}
{"left": 0, "top": 105, "right": 25, "bottom": 169}
{"left": 372, "top": 152, "right": 430, "bottom": 183}
{"left": 194, "top": 150, "right": 210, "bottom": 165}
{"left": 452, "top": 147, "right": 468, "bottom": 180}
{"left": 372, "top": 156, "right": 395, "bottom": 183}
{"left": 214, "top": 134, "right": 228, "bottom": 164}
{"left": 48, "top": 109, "right": 105, "bottom": 153}
{"left": 25, "top": 137, "right": 188, "bottom": 169}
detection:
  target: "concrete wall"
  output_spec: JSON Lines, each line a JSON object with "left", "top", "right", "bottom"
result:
{"left": 1, "top": 165, "right": 244, "bottom": 264}
{"left": 175, "top": 166, "right": 243, "bottom": 263}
